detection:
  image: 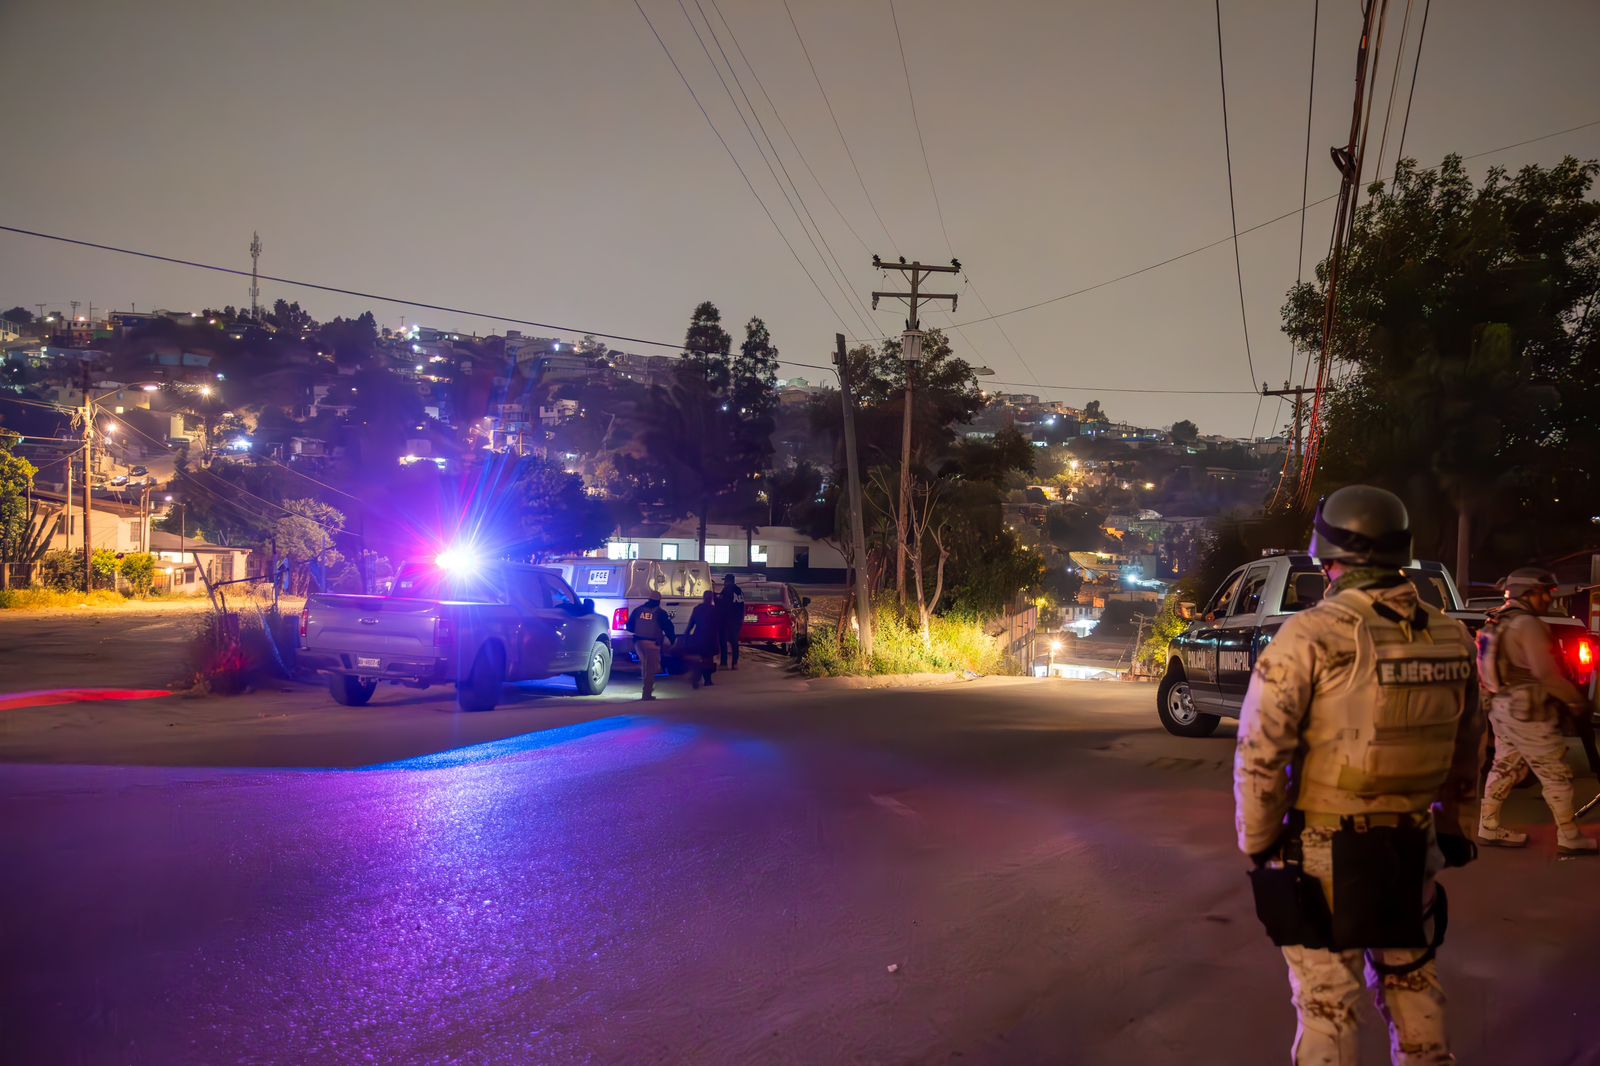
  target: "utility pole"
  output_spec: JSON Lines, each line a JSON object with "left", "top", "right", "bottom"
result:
{"left": 70, "top": 300, "right": 80, "bottom": 321}
{"left": 81, "top": 365, "right": 93, "bottom": 592}
{"left": 870, "top": 256, "right": 960, "bottom": 600}
{"left": 1261, "top": 381, "right": 1315, "bottom": 482}
{"left": 834, "top": 333, "right": 873, "bottom": 659}
{"left": 249, "top": 232, "right": 262, "bottom": 321}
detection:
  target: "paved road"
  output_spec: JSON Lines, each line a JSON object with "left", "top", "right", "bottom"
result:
{"left": 3, "top": 664, "right": 1598, "bottom": 1063}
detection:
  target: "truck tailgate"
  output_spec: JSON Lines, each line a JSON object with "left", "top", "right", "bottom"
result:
{"left": 306, "top": 595, "right": 439, "bottom": 656}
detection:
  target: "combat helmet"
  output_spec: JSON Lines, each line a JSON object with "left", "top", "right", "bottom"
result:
{"left": 1309, "top": 485, "right": 1412, "bottom": 567}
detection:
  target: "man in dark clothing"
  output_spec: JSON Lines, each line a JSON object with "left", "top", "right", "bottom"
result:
{"left": 625, "top": 595, "right": 675, "bottom": 700}
{"left": 684, "top": 590, "right": 721, "bottom": 689}
{"left": 716, "top": 574, "right": 745, "bottom": 669}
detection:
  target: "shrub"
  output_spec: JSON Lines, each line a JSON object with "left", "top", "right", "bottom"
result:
{"left": 38, "top": 550, "right": 84, "bottom": 591}
{"left": 0, "top": 588, "right": 128, "bottom": 609}
{"left": 1136, "top": 592, "right": 1191, "bottom": 675}
{"left": 182, "top": 608, "right": 297, "bottom": 694}
{"left": 91, "top": 548, "right": 119, "bottom": 590}
{"left": 802, "top": 598, "right": 1007, "bottom": 678}
{"left": 119, "top": 552, "right": 156, "bottom": 595}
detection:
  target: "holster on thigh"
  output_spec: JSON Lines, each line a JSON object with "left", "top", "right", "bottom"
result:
{"left": 1330, "top": 824, "right": 1428, "bottom": 950}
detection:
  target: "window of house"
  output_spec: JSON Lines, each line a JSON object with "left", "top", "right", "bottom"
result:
{"left": 660, "top": 543, "right": 679, "bottom": 561}
{"left": 607, "top": 541, "right": 639, "bottom": 560}
{"left": 751, "top": 544, "right": 768, "bottom": 563}
{"left": 705, "top": 544, "right": 730, "bottom": 565}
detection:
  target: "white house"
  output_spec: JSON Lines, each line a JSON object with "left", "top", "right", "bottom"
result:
{"left": 600, "top": 523, "right": 847, "bottom": 583}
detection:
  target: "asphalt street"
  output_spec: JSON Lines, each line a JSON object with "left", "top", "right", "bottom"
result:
{"left": 2, "top": 617, "right": 1599, "bottom": 1064}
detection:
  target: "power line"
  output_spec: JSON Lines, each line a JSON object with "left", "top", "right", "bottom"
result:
{"left": 770, "top": 353, "right": 1253, "bottom": 395}
{"left": 1374, "top": 0, "right": 1415, "bottom": 179}
{"left": 630, "top": 0, "right": 862, "bottom": 340}
{"left": 888, "top": 0, "right": 953, "bottom": 253}
{"left": 1393, "top": 0, "right": 1431, "bottom": 177}
{"left": 782, "top": 0, "right": 898, "bottom": 254}
{"left": 685, "top": 0, "right": 879, "bottom": 337}
{"left": 1214, "top": 0, "right": 1260, "bottom": 393}
{"left": 948, "top": 117, "right": 1600, "bottom": 330}
{"left": 707, "top": 0, "right": 874, "bottom": 257}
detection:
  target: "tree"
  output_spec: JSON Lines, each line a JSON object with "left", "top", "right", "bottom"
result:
{"left": 274, "top": 498, "right": 344, "bottom": 564}
{"left": 947, "top": 426, "right": 1034, "bottom": 485}
{"left": 1170, "top": 419, "right": 1199, "bottom": 444}
{"left": 1284, "top": 155, "right": 1600, "bottom": 580}
{"left": 91, "top": 549, "right": 119, "bottom": 591}
{"left": 267, "top": 299, "right": 315, "bottom": 334}
{"left": 159, "top": 460, "right": 278, "bottom": 547}
{"left": 0, "top": 432, "right": 39, "bottom": 570}
{"left": 119, "top": 552, "right": 156, "bottom": 595}
{"left": 680, "top": 301, "right": 733, "bottom": 394}
{"left": 731, "top": 315, "right": 779, "bottom": 472}
{"left": 321, "top": 311, "right": 379, "bottom": 367}
{"left": 1084, "top": 400, "right": 1106, "bottom": 423}
{"left": 39, "top": 550, "right": 82, "bottom": 591}
{"left": 2, "top": 306, "right": 34, "bottom": 328}
{"left": 509, "top": 456, "right": 614, "bottom": 559}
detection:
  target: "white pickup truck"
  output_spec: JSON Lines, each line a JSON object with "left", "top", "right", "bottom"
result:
{"left": 546, "top": 558, "right": 714, "bottom": 666}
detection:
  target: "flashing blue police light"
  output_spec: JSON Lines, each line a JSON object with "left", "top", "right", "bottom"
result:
{"left": 435, "top": 548, "right": 479, "bottom": 573}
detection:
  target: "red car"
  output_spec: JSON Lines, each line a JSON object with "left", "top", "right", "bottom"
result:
{"left": 737, "top": 580, "right": 811, "bottom": 656}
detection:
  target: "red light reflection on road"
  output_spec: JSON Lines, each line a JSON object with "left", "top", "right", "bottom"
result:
{"left": 0, "top": 689, "right": 172, "bottom": 712}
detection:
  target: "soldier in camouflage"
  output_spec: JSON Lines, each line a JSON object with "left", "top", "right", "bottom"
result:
{"left": 1235, "top": 486, "right": 1481, "bottom": 1065}
{"left": 1477, "top": 567, "right": 1598, "bottom": 855}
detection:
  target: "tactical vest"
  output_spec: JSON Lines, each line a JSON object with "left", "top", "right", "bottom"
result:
{"left": 633, "top": 606, "right": 665, "bottom": 641}
{"left": 1477, "top": 604, "right": 1556, "bottom": 721}
{"left": 1295, "top": 589, "right": 1475, "bottom": 815}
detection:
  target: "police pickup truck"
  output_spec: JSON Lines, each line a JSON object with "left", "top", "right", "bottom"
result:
{"left": 1156, "top": 555, "right": 1475, "bottom": 737}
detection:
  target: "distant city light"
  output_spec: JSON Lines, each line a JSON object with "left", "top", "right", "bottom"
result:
{"left": 104, "top": 423, "right": 117, "bottom": 434}
{"left": 140, "top": 384, "right": 159, "bottom": 392}
{"left": 229, "top": 437, "right": 252, "bottom": 451}
{"left": 200, "top": 385, "right": 213, "bottom": 396}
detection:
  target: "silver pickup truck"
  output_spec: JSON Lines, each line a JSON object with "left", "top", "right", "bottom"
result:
{"left": 299, "top": 559, "right": 613, "bottom": 711}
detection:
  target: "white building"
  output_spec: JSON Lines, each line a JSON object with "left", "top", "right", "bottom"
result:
{"left": 600, "top": 522, "right": 847, "bottom": 582}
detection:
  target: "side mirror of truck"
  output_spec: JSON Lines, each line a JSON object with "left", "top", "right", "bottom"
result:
{"left": 582, "top": 597, "right": 596, "bottom": 615}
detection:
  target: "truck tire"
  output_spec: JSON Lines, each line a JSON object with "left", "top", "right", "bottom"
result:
{"left": 572, "top": 641, "right": 613, "bottom": 696}
{"left": 1157, "top": 671, "right": 1220, "bottom": 738}
{"left": 457, "top": 645, "right": 505, "bottom": 712}
{"left": 329, "top": 674, "right": 377, "bottom": 707}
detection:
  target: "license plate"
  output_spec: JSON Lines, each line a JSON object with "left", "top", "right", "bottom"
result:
{"left": 744, "top": 614, "right": 758, "bottom": 623}
{"left": 356, "top": 656, "right": 381, "bottom": 669}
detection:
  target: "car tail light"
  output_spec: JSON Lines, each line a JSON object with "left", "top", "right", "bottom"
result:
{"left": 612, "top": 607, "right": 629, "bottom": 630}
{"left": 298, "top": 607, "right": 309, "bottom": 643}
{"left": 1564, "top": 633, "right": 1597, "bottom": 686}
{"left": 434, "top": 615, "right": 454, "bottom": 648}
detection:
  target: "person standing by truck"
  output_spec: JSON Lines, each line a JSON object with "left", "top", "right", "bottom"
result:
{"left": 1234, "top": 485, "right": 1481, "bottom": 1064}
{"left": 1477, "top": 567, "right": 1598, "bottom": 855}
{"left": 684, "top": 590, "right": 721, "bottom": 689}
{"left": 626, "top": 594, "right": 675, "bottom": 701}
{"left": 716, "top": 574, "right": 745, "bottom": 670}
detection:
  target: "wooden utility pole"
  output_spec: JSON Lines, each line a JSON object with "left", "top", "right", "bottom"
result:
{"left": 1262, "top": 381, "right": 1315, "bottom": 477}
{"left": 835, "top": 334, "right": 874, "bottom": 658}
{"left": 81, "top": 365, "right": 93, "bottom": 592}
{"left": 870, "top": 256, "right": 960, "bottom": 600}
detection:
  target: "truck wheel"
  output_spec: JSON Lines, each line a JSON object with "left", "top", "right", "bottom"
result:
{"left": 329, "top": 675, "right": 377, "bottom": 707}
{"left": 573, "top": 641, "right": 613, "bottom": 696}
{"left": 1157, "top": 672, "right": 1220, "bottom": 738}
{"left": 457, "top": 646, "right": 504, "bottom": 712}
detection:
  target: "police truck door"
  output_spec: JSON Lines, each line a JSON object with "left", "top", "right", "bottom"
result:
{"left": 1215, "top": 563, "right": 1272, "bottom": 711}
{"left": 1181, "top": 567, "right": 1247, "bottom": 709}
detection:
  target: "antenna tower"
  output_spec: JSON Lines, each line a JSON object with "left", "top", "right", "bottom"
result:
{"left": 249, "top": 232, "right": 262, "bottom": 319}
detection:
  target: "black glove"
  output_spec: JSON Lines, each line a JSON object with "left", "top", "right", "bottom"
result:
{"left": 1437, "top": 833, "right": 1478, "bottom": 869}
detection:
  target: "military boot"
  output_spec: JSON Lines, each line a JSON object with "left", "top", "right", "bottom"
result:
{"left": 1556, "top": 824, "right": 1598, "bottom": 856}
{"left": 1477, "top": 800, "right": 1529, "bottom": 848}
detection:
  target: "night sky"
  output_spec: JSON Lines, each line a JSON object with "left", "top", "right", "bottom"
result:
{"left": 3, "top": 0, "right": 1596, "bottom": 436}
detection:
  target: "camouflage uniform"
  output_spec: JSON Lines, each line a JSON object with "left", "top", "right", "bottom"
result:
{"left": 1236, "top": 579, "right": 1480, "bottom": 1065}
{"left": 1479, "top": 601, "right": 1591, "bottom": 850}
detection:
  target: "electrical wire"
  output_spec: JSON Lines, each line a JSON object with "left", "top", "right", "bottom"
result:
{"left": 631, "top": 0, "right": 861, "bottom": 341}
{"left": 684, "top": 0, "right": 880, "bottom": 338}
{"left": 1393, "top": 0, "right": 1431, "bottom": 178}
{"left": 707, "top": 0, "right": 874, "bottom": 257}
{"left": 782, "top": 0, "right": 898, "bottom": 254}
{"left": 949, "top": 116, "right": 1600, "bottom": 330}
{"left": 1214, "top": 0, "right": 1261, "bottom": 394}
{"left": 1374, "top": 0, "right": 1415, "bottom": 179}
{"left": 888, "top": 0, "right": 953, "bottom": 254}
{"left": 680, "top": 0, "right": 877, "bottom": 339}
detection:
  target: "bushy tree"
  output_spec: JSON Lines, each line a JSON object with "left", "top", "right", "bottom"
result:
{"left": 1170, "top": 419, "right": 1199, "bottom": 444}
{"left": 509, "top": 456, "right": 614, "bottom": 560}
{"left": 119, "top": 552, "right": 156, "bottom": 594}
{"left": 39, "top": 550, "right": 83, "bottom": 591}
{"left": 0, "top": 432, "right": 39, "bottom": 566}
{"left": 2, "top": 306, "right": 34, "bottom": 328}
{"left": 91, "top": 549, "right": 119, "bottom": 590}
{"left": 1284, "top": 154, "right": 1600, "bottom": 581}
{"left": 274, "top": 498, "right": 344, "bottom": 564}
